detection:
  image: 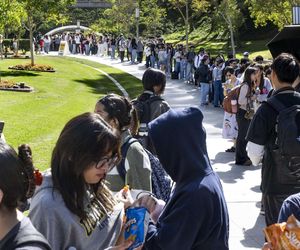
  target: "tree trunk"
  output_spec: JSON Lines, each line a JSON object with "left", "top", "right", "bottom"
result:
{"left": 185, "top": 0, "right": 189, "bottom": 50}
{"left": 29, "top": 20, "right": 34, "bottom": 66}
{"left": 228, "top": 18, "right": 236, "bottom": 57}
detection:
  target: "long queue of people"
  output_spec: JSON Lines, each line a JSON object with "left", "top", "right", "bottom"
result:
{"left": 1, "top": 39, "right": 299, "bottom": 248}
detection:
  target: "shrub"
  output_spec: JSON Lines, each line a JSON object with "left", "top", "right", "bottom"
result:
{"left": 2, "top": 39, "right": 30, "bottom": 53}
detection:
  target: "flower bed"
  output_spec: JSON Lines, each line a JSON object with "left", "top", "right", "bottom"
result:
{"left": 8, "top": 63, "right": 55, "bottom": 72}
{"left": 0, "top": 80, "right": 34, "bottom": 92}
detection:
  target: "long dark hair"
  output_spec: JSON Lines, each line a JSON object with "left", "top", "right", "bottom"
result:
{"left": 97, "top": 94, "right": 139, "bottom": 136}
{"left": 254, "top": 64, "right": 265, "bottom": 91}
{"left": 243, "top": 67, "right": 258, "bottom": 96}
{"left": 0, "top": 142, "right": 35, "bottom": 211}
{"left": 51, "top": 112, "right": 121, "bottom": 219}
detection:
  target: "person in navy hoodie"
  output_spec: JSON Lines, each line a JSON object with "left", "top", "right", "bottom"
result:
{"left": 142, "top": 107, "right": 229, "bottom": 250}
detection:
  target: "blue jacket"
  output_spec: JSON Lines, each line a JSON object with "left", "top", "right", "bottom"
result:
{"left": 144, "top": 107, "right": 229, "bottom": 250}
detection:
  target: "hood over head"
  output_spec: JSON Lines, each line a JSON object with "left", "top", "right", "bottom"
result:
{"left": 148, "top": 107, "right": 213, "bottom": 183}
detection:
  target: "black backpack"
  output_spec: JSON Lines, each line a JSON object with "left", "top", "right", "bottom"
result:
{"left": 117, "top": 137, "right": 172, "bottom": 202}
{"left": 132, "top": 94, "right": 164, "bottom": 151}
{"left": 267, "top": 92, "right": 300, "bottom": 185}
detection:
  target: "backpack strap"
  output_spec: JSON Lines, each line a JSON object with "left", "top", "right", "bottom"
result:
{"left": 117, "top": 137, "right": 139, "bottom": 182}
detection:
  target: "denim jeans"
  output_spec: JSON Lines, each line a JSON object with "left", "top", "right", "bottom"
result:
{"left": 213, "top": 80, "right": 224, "bottom": 106}
{"left": 150, "top": 55, "right": 156, "bottom": 68}
{"left": 131, "top": 49, "right": 137, "bottom": 63}
{"left": 85, "top": 44, "right": 90, "bottom": 55}
{"left": 180, "top": 61, "right": 186, "bottom": 80}
{"left": 175, "top": 62, "right": 181, "bottom": 73}
{"left": 111, "top": 45, "right": 116, "bottom": 59}
{"left": 200, "top": 83, "right": 210, "bottom": 104}
{"left": 186, "top": 63, "right": 193, "bottom": 82}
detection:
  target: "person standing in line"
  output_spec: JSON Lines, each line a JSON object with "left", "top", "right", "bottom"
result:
{"left": 212, "top": 58, "right": 225, "bottom": 107}
{"left": 29, "top": 113, "right": 133, "bottom": 250}
{"left": 118, "top": 35, "right": 126, "bottom": 63}
{"left": 130, "top": 38, "right": 138, "bottom": 64}
{"left": 142, "top": 107, "right": 229, "bottom": 250}
{"left": 137, "top": 38, "right": 144, "bottom": 63}
{"left": 235, "top": 67, "right": 258, "bottom": 166}
{"left": 247, "top": 53, "right": 300, "bottom": 226}
{"left": 198, "top": 56, "right": 211, "bottom": 106}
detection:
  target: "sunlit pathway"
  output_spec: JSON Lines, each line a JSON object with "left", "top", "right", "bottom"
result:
{"left": 68, "top": 54, "right": 265, "bottom": 249}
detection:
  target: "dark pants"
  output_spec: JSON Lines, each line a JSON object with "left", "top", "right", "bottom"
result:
{"left": 264, "top": 194, "right": 290, "bottom": 226}
{"left": 235, "top": 109, "right": 251, "bottom": 164}
{"left": 137, "top": 52, "right": 143, "bottom": 63}
{"left": 120, "top": 51, "right": 125, "bottom": 62}
{"left": 146, "top": 56, "right": 151, "bottom": 68}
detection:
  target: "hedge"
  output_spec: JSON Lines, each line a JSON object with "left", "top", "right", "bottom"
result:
{"left": 2, "top": 39, "right": 30, "bottom": 53}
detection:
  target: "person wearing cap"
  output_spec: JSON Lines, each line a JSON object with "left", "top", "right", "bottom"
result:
{"left": 212, "top": 58, "right": 225, "bottom": 107}
{"left": 118, "top": 34, "right": 127, "bottom": 63}
{"left": 243, "top": 52, "right": 249, "bottom": 59}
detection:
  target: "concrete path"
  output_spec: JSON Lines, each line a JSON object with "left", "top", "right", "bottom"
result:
{"left": 69, "top": 55, "right": 265, "bottom": 250}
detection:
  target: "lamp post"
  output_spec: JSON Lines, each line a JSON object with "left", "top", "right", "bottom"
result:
{"left": 135, "top": 6, "right": 140, "bottom": 39}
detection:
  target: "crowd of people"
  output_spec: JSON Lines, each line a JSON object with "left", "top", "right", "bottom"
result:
{"left": 0, "top": 67, "right": 230, "bottom": 249}
{"left": 1, "top": 29, "right": 300, "bottom": 249}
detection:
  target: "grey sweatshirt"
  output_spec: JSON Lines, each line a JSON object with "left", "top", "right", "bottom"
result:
{"left": 29, "top": 172, "right": 124, "bottom": 250}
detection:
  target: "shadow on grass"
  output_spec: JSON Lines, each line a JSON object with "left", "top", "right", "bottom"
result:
{"left": 74, "top": 78, "right": 119, "bottom": 95}
{"left": 0, "top": 71, "right": 40, "bottom": 77}
{"left": 73, "top": 72, "right": 142, "bottom": 97}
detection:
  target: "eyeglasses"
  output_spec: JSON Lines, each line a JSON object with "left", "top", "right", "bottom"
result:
{"left": 95, "top": 154, "right": 119, "bottom": 171}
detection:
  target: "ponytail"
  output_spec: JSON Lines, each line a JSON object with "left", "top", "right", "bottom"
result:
{"left": 18, "top": 144, "right": 36, "bottom": 200}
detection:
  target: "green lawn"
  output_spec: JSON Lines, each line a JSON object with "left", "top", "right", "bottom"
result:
{"left": 0, "top": 56, "right": 142, "bottom": 170}
{"left": 164, "top": 32, "right": 272, "bottom": 60}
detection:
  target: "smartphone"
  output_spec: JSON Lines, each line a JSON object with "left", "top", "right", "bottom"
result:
{"left": 0, "top": 121, "right": 4, "bottom": 134}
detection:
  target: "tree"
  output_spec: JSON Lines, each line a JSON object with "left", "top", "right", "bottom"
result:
{"left": 0, "top": 0, "right": 25, "bottom": 58}
{"left": 168, "top": 0, "right": 210, "bottom": 49}
{"left": 213, "top": 0, "right": 244, "bottom": 56}
{"left": 246, "top": 0, "right": 300, "bottom": 30}
{"left": 139, "top": 0, "right": 166, "bottom": 36}
{"left": 90, "top": 0, "right": 165, "bottom": 37}
{"left": 18, "top": 0, "right": 74, "bottom": 65}
{"left": 91, "top": 0, "right": 136, "bottom": 35}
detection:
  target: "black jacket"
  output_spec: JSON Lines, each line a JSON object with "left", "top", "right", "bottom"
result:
{"left": 197, "top": 63, "right": 210, "bottom": 83}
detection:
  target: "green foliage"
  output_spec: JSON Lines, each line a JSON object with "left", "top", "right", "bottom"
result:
{"left": 2, "top": 39, "right": 30, "bottom": 53}
{"left": 90, "top": 0, "right": 166, "bottom": 37}
{"left": 246, "top": 0, "right": 300, "bottom": 30}
{"left": 0, "top": 0, "right": 25, "bottom": 34}
{"left": 214, "top": 0, "right": 244, "bottom": 31}
{"left": 139, "top": 0, "right": 166, "bottom": 36}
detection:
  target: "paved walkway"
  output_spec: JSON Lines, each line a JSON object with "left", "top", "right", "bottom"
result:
{"left": 69, "top": 55, "right": 265, "bottom": 249}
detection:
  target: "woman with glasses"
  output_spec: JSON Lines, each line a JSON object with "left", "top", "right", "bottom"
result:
{"left": 95, "top": 94, "right": 152, "bottom": 195}
{"left": 222, "top": 66, "right": 241, "bottom": 153}
{"left": 29, "top": 112, "right": 132, "bottom": 250}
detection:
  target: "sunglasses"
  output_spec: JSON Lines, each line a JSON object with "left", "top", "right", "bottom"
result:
{"left": 95, "top": 154, "right": 119, "bottom": 171}
{"left": 226, "top": 74, "right": 232, "bottom": 77}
